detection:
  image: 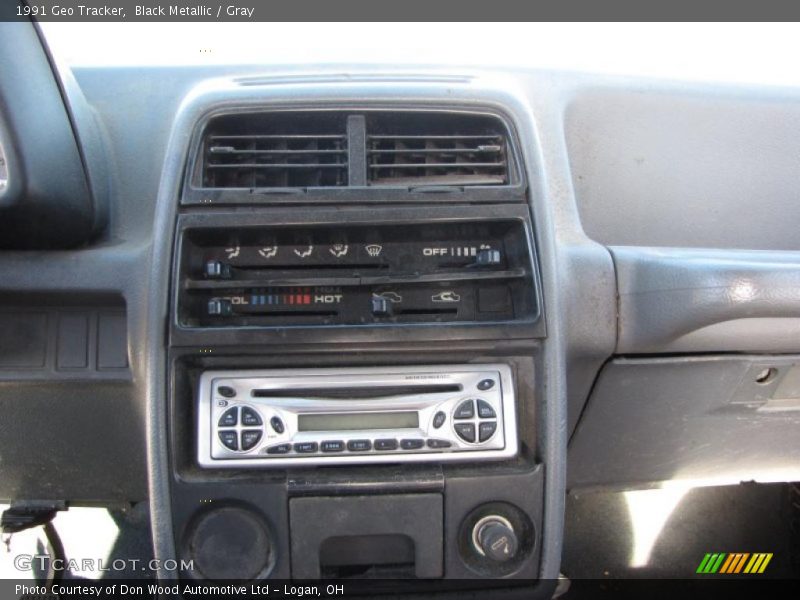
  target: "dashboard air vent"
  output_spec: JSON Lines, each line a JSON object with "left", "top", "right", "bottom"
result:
{"left": 200, "top": 112, "right": 348, "bottom": 189}
{"left": 187, "top": 109, "right": 523, "bottom": 203}
{"left": 366, "top": 113, "right": 509, "bottom": 187}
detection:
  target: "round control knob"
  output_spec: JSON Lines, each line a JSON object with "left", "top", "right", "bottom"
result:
{"left": 184, "top": 506, "right": 273, "bottom": 580}
{"left": 472, "top": 515, "right": 518, "bottom": 562}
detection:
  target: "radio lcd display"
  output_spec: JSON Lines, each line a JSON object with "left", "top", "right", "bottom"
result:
{"left": 298, "top": 412, "right": 419, "bottom": 432}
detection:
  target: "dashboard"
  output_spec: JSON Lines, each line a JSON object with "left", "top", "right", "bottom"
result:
{"left": 1, "top": 19, "right": 800, "bottom": 596}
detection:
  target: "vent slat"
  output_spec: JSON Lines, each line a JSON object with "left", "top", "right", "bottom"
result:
{"left": 365, "top": 112, "right": 509, "bottom": 186}
{"left": 368, "top": 147, "right": 502, "bottom": 155}
{"left": 369, "top": 163, "right": 506, "bottom": 169}
{"left": 198, "top": 111, "right": 513, "bottom": 190}
{"left": 208, "top": 163, "right": 347, "bottom": 169}
{"left": 209, "top": 134, "right": 346, "bottom": 140}
{"left": 209, "top": 148, "right": 346, "bottom": 155}
{"left": 368, "top": 135, "right": 502, "bottom": 140}
{"left": 201, "top": 114, "right": 348, "bottom": 188}
{"left": 370, "top": 174, "right": 506, "bottom": 186}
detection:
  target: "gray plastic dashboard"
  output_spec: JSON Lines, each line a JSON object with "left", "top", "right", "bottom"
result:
{"left": 1, "top": 43, "right": 800, "bottom": 582}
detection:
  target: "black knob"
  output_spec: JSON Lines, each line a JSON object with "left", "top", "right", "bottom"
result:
{"left": 217, "top": 385, "right": 236, "bottom": 398}
{"left": 185, "top": 506, "right": 273, "bottom": 580}
{"left": 475, "top": 517, "right": 518, "bottom": 562}
{"left": 477, "top": 378, "right": 495, "bottom": 391}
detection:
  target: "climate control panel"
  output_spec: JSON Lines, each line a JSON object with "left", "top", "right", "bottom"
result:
{"left": 175, "top": 217, "right": 539, "bottom": 329}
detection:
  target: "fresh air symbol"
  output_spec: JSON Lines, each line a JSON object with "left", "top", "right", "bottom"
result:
{"left": 366, "top": 244, "right": 383, "bottom": 257}
{"left": 696, "top": 552, "right": 773, "bottom": 574}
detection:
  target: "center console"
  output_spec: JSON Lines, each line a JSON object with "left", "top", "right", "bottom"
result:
{"left": 163, "top": 103, "right": 549, "bottom": 593}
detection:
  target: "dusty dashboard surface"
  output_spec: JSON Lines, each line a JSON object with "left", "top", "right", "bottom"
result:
{"left": 1, "top": 17, "right": 800, "bottom": 598}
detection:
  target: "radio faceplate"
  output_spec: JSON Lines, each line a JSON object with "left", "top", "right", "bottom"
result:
{"left": 197, "top": 364, "right": 518, "bottom": 468}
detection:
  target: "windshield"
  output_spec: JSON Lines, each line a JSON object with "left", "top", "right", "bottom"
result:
{"left": 40, "top": 22, "right": 800, "bottom": 87}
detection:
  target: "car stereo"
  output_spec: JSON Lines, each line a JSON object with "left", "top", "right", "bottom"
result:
{"left": 197, "top": 364, "right": 518, "bottom": 468}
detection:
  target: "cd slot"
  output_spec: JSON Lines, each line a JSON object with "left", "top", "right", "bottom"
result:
{"left": 253, "top": 384, "right": 461, "bottom": 399}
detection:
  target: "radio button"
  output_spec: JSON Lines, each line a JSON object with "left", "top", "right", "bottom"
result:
{"left": 374, "top": 439, "right": 398, "bottom": 451}
{"left": 455, "top": 423, "right": 476, "bottom": 443}
{"left": 479, "top": 421, "right": 497, "bottom": 442}
{"left": 241, "top": 430, "right": 263, "bottom": 451}
{"left": 400, "top": 439, "right": 424, "bottom": 450}
{"left": 218, "top": 430, "right": 238, "bottom": 451}
{"left": 477, "top": 378, "right": 495, "bottom": 391}
{"left": 217, "top": 385, "right": 237, "bottom": 398}
{"left": 242, "top": 407, "right": 263, "bottom": 427}
{"left": 477, "top": 399, "right": 496, "bottom": 419}
{"left": 347, "top": 439, "right": 372, "bottom": 452}
{"left": 321, "top": 440, "right": 345, "bottom": 453}
{"left": 426, "top": 439, "right": 452, "bottom": 449}
{"left": 266, "top": 443, "right": 291, "bottom": 455}
{"left": 433, "top": 411, "right": 446, "bottom": 429}
{"left": 218, "top": 407, "right": 238, "bottom": 427}
{"left": 454, "top": 400, "right": 475, "bottom": 419}
{"left": 270, "top": 416, "right": 285, "bottom": 434}
{"left": 294, "top": 442, "right": 318, "bottom": 453}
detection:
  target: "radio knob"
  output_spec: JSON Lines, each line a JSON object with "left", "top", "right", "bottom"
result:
{"left": 477, "top": 378, "right": 495, "bottom": 391}
{"left": 270, "top": 416, "right": 285, "bottom": 434}
{"left": 473, "top": 516, "right": 518, "bottom": 562}
{"left": 217, "top": 385, "right": 237, "bottom": 398}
